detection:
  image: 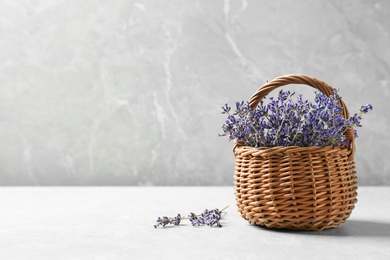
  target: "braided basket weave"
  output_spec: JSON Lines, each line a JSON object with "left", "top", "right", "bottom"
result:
{"left": 234, "top": 74, "right": 357, "bottom": 231}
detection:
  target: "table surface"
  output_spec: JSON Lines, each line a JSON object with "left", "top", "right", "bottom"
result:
{"left": 0, "top": 186, "right": 389, "bottom": 260}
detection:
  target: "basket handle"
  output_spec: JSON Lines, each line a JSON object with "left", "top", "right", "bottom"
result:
{"left": 248, "top": 74, "right": 355, "bottom": 157}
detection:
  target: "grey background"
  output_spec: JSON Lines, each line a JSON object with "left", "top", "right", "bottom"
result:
{"left": 0, "top": 0, "right": 388, "bottom": 186}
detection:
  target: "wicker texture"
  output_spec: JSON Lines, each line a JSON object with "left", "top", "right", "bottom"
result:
{"left": 234, "top": 74, "right": 357, "bottom": 231}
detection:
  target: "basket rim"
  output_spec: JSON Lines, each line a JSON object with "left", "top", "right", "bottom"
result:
{"left": 233, "top": 141, "right": 351, "bottom": 157}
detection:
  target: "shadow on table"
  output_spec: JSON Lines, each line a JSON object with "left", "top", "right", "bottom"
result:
{"left": 258, "top": 220, "right": 390, "bottom": 238}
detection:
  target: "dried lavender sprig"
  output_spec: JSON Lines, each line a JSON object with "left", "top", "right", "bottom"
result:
{"left": 188, "top": 212, "right": 205, "bottom": 227}
{"left": 188, "top": 206, "right": 228, "bottom": 228}
{"left": 204, "top": 208, "right": 222, "bottom": 227}
{"left": 154, "top": 214, "right": 181, "bottom": 228}
{"left": 154, "top": 206, "right": 228, "bottom": 228}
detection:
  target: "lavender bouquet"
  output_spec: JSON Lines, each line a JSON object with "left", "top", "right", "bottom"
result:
{"left": 220, "top": 89, "right": 372, "bottom": 148}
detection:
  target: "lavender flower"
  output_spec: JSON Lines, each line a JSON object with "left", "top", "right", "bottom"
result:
{"left": 220, "top": 89, "right": 372, "bottom": 147}
{"left": 360, "top": 104, "right": 373, "bottom": 114}
{"left": 221, "top": 103, "right": 231, "bottom": 114}
{"left": 203, "top": 209, "right": 222, "bottom": 227}
{"left": 188, "top": 212, "right": 205, "bottom": 226}
{"left": 189, "top": 208, "right": 224, "bottom": 227}
{"left": 154, "top": 214, "right": 181, "bottom": 228}
{"left": 154, "top": 206, "right": 228, "bottom": 228}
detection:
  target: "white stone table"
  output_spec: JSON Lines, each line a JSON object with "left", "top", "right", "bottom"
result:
{"left": 0, "top": 187, "right": 389, "bottom": 260}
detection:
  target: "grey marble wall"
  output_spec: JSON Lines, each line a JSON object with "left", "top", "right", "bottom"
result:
{"left": 0, "top": 0, "right": 389, "bottom": 185}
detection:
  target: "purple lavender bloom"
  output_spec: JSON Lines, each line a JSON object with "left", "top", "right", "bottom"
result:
{"left": 220, "top": 88, "right": 372, "bottom": 147}
{"left": 172, "top": 214, "right": 181, "bottom": 226}
{"left": 349, "top": 114, "right": 362, "bottom": 127}
{"left": 154, "top": 216, "right": 171, "bottom": 228}
{"left": 204, "top": 209, "right": 223, "bottom": 227}
{"left": 360, "top": 104, "right": 373, "bottom": 114}
{"left": 155, "top": 207, "right": 227, "bottom": 229}
{"left": 221, "top": 103, "right": 231, "bottom": 114}
{"left": 188, "top": 208, "right": 224, "bottom": 227}
{"left": 188, "top": 212, "right": 204, "bottom": 227}
{"left": 154, "top": 214, "right": 181, "bottom": 228}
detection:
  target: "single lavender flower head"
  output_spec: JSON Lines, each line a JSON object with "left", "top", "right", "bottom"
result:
{"left": 360, "top": 104, "right": 373, "bottom": 114}
{"left": 154, "top": 214, "right": 181, "bottom": 228}
{"left": 188, "top": 212, "right": 205, "bottom": 227}
{"left": 221, "top": 103, "right": 231, "bottom": 114}
{"left": 154, "top": 216, "right": 171, "bottom": 228}
{"left": 203, "top": 208, "right": 223, "bottom": 228}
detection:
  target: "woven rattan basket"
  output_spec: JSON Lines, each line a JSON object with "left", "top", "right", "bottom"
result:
{"left": 234, "top": 74, "right": 357, "bottom": 231}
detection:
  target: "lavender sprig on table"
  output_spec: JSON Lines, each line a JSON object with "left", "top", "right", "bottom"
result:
{"left": 220, "top": 89, "right": 373, "bottom": 147}
{"left": 203, "top": 208, "right": 223, "bottom": 227}
{"left": 153, "top": 214, "right": 181, "bottom": 228}
{"left": 188, "top": 208, "right": 223, "bottom": 227}
{"left": 154, "top": 206, "right": 228, "bottom": 228}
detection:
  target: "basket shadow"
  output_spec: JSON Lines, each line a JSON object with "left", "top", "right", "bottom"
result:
{"left": 256, "top": 220, "right": 390, "bottom": 237}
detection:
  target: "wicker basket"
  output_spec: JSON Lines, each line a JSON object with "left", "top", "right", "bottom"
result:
{"left": 234, "top": 74, "right": 357, "bottom": 231}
